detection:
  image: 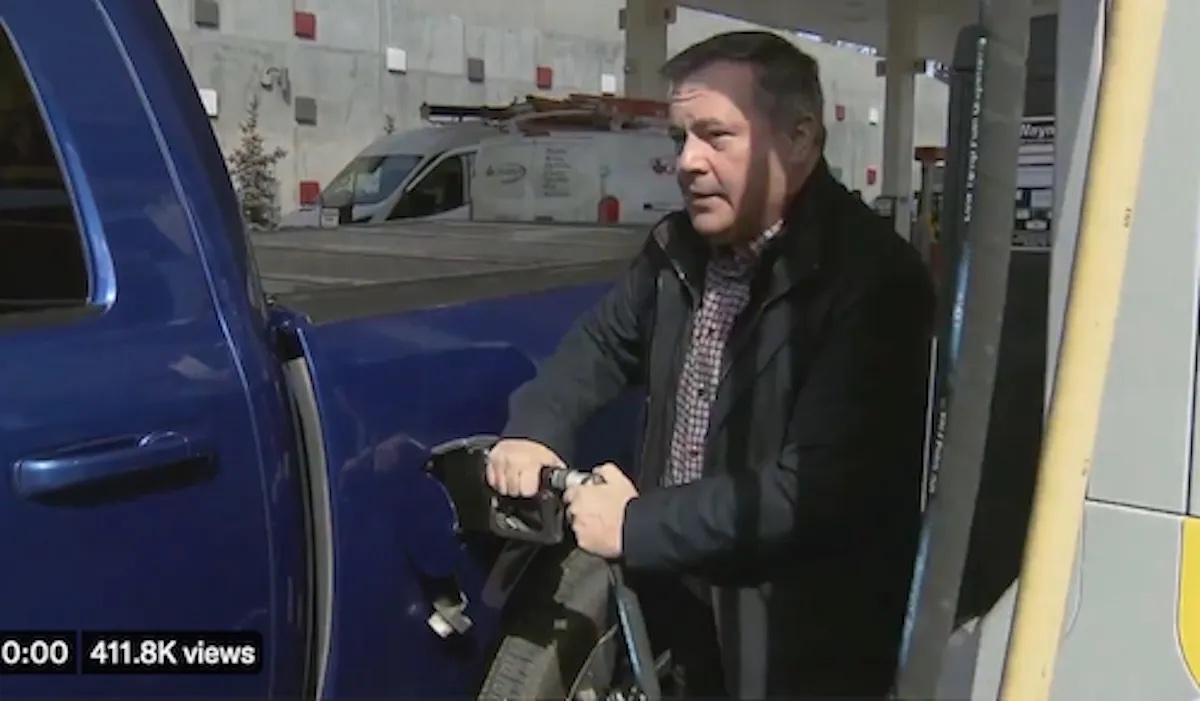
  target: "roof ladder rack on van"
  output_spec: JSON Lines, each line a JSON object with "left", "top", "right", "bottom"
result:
{"left": 418, "top": 93, "right": 671, "bottom": 133}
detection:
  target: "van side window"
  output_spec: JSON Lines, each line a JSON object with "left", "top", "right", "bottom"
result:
{"left": 0, "top": 27, "right": 89, "bottom": 317}
{"left": 388, "top": 155, "right": 465, "bottom": 219}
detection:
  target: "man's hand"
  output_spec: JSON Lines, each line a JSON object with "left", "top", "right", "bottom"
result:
{"left": 563, "top": 463, "right": 638, "bottom": 559}
{"left": 486, "top": 439, "right": 564, "bottom": 497}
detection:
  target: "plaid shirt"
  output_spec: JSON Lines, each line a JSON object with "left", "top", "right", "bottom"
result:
{"left": 663, "top": 221, "right": 784, "bottom": 487}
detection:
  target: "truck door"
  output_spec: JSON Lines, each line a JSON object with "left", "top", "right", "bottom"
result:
{"left": 0, "top": 2, "right": 295, "bottom": 698}
{"left": 387, "top": 150, "right": 471, "bottom": 221}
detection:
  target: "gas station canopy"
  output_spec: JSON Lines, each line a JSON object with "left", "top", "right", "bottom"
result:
{"left": 681, "top": 0, "right": 1059, "bottom": 62}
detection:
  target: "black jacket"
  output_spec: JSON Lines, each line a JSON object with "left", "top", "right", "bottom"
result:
{"left": 503, "top": 163, "right": 936, "bottom": 698}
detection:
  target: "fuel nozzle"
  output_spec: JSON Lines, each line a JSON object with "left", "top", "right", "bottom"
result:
{"left": 541, "top": 466, "right": 599, "bottom": 492}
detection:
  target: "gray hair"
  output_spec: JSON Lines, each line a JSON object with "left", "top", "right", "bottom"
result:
{"left": 660, "top": 31, "right": 826, "bottom": 146}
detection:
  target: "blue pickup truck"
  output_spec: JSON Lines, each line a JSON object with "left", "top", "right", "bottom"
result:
{"left": 0, "top": 1, "right": 644, "bottom": 698}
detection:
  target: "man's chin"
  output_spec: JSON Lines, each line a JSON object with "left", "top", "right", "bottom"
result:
{"left": 688, "top": 212, "right": 735, "bottom": 242}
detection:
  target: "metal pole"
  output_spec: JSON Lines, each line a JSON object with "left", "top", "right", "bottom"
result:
{"left": 996, "top": 0, "right": 1168, "bottom": 697}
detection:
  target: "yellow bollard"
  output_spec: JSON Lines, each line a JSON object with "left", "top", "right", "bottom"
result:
{"left": 996, "top": 0, "right": 1169, "bottom": 699}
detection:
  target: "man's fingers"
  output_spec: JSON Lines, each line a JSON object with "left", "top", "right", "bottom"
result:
{"left": 487, "top": 458, "right": 508, "bottom": 493}
{"left": 484, "top": 458, "right": 499, "bottom": 489}
{"left": 502, "top": 465, "right": 523, "bottom": 497}
{"left": 518, "top": 466, "right": 541, "bottom": 497}
{"left": 494, "top": 464, "right": 539, "bottom": 498}
{"left": 485, "top": 439, "right": 567, "bottom": 498}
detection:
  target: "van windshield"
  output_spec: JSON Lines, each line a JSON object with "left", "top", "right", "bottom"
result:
{"left": 321, "top": 154, "right": 422, "bottom": 207}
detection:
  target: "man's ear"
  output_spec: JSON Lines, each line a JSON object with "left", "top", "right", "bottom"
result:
{"left": 790, "top": 118, "right": 819, "bottom": 162}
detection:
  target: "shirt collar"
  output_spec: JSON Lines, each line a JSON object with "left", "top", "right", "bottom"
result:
{"left": 741, "top": 219, "right": 784, "bottom": 259}
{"left": 712, "top": 219, "right": 784, "bottom": 273}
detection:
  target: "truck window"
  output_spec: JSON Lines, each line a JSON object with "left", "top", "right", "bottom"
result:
{"left": 0, "top": 27, "right": 89, "bottom": 317}
{"left": 322, "top": 153, "right": 422, "bottom": 208}
{"left": 388, "top": 155, "right": 465, "bottom": 219}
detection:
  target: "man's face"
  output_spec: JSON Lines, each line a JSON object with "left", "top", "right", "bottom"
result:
{"left": 668, "top": 60, "right": 799, "bottom": 243}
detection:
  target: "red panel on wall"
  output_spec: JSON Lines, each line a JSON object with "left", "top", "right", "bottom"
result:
{"left": 294, "top": 11, "right": 316, "bottom": 39}
{"left": 865, "top": 166, "right": 878, "bottom": 186}
{"left": 536, "top": 65, "right": 553, "bottom": 89}
{"left": 834, "top": 103, "right": 846, "bottom": 121}
{"left": 298, "top": 180, "right": 321, "bottom": 206}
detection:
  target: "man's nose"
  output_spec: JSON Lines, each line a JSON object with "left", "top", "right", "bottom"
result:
{"left": 677, "top": 136, "right": 708, "bottom": 174}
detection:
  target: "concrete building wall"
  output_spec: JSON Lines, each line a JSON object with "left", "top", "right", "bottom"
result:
{"left": 157, "top": 0, "right": 949, "bottom": 213}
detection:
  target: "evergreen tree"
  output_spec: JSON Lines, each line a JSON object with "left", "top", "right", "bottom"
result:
{"left": 228, "top": 94, "right": 287, "bottom": 229}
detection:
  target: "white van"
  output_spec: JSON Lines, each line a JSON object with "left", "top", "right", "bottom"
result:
{"left": 470, "top": 129, "right": 683, "bottom": 225}
{"left": 280, "top": 121, "right": 501, "bottom": 228}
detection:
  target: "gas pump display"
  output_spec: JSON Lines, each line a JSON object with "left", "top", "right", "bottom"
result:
{"left": 1013, "top": 116, "right": 1055, "bottom": 250}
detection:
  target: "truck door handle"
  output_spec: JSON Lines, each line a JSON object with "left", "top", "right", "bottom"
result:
{"left": 12, "top": 431, "right": 210, "bottom": 499}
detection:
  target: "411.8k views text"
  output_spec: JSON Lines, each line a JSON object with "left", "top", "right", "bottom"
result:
{"left": 81, "top": 631, "right": 262, "bottom": 674}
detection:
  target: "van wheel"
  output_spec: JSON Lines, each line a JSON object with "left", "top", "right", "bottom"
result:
{"left": 478, "top": 548, "right": 618, "bottom": 701}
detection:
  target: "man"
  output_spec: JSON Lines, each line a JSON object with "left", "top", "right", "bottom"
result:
{"left": 486, "top": 31, "right": 935, "bottom": 699}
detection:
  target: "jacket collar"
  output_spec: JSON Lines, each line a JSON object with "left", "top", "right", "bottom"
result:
{"left": 650, "top": 158, "right": 836, "bottom": 300}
